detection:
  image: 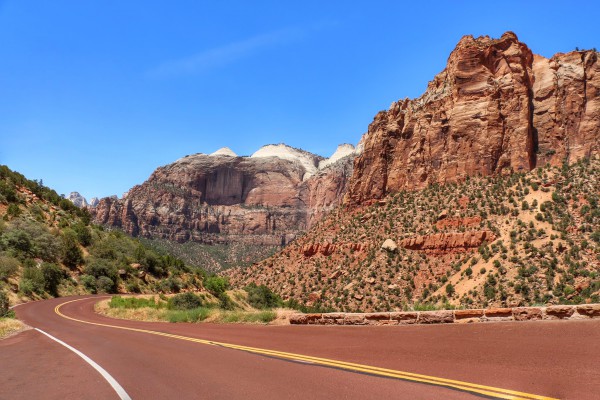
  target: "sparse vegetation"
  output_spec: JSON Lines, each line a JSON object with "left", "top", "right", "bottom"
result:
{"left": 227, "top": 157, "right": 600, "bottom": 311}
{"left": 102, "top": 293, "right": 280, "bottom": 324}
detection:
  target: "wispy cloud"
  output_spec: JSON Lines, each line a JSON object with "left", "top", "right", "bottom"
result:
{"left": 147, "top": 26, "right": 307, "bottom": 78}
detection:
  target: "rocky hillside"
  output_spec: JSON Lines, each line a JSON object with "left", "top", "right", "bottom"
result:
{"left": 347, "top": 32, "right": 599, "bottom": 204}
{"left": 0, "top": 165, "right": 207, "bottom": 306}
{"left": 227, "top": 32, "right": 600, "bottom": 311}
{"left": 228, "top": 158, "right": 600, "bottom": 311}
{"left": 91, "top": 144, "right": 356, "bottom": 270}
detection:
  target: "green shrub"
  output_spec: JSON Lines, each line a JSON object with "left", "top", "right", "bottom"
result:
{"left": 218, "top": 292, "right": 235, "bottom": 310}
{"left": 84, "top": 259, "right": 118, "bottom": 282}
{"left": 169, "top": 292, "right": 203, "bottom": 310}
{"left": 96, "top": 276, "right": 116, "bottom": 293}
{"left": 125, "top": 281, "right": 141, "bottom": 293}
{"left": 41, "top": 262, "right": 64, "bottom": 296}
{"left": 0, "top": 290, "right": 9, "bottom": 317}
{"left": 0, "top": 181, "right": 17, "bottom": 203}
{"left": 61, "top": 232, "right": 83, "bottom": 268}
{"left": 19, "top": 279, "right": 35, "bottom": 296}
{"left": 71, "top": 223, "right": 92, "bottom": 246}
{"left": 0, "top": 255, "right": 19, "bottom": 281}
{"left": 1, "top": 229, "right": 32, "bottom": 255}
{"left": 204, "top": 276, "right": 229, "bottom": 296}
{"left": 80, "top": 274, "right": 97, "bottom": 293}
{"left": 244, "top": 283, "right": 282, "bottom": 309}
{"left": 21, "top": 267, "right": 45, "bottom": 295}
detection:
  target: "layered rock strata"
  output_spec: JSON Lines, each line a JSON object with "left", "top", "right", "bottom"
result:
{"left": 347, "top": 32, "right": 599, "bottom": 204}
{"left": 92, "top": 144, "right": 356, "bottom": 246}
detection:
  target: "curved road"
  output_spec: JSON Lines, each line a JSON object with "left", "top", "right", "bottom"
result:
{"left": 2, "top": 296, "right": 599, "bottom": 399}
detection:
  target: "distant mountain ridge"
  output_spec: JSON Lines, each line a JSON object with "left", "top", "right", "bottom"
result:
{"left": 90, "top": 143, "right": 358, "bottom": 269}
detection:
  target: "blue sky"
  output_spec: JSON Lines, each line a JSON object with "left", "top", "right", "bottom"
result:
{"left": 1, "top": 1, "right": 598, "bottom": 200}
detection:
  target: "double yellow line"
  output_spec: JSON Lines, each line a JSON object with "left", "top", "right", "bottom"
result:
{"left": 55, "top": 298, "right": 557, "bottom": 400}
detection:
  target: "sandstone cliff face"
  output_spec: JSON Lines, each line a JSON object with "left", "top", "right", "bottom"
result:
{"left": 91, "top": 145, "right": 355, "bottom": 248}
{"left": 346, "top": 32, "right": 599, "bottom": 204}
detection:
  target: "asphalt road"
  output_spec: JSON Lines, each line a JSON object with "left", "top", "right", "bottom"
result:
{"left": 2, "top": 296, "right": 599, "bottom": 399}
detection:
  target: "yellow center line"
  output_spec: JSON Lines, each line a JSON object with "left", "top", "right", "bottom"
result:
{"left": 54, "top": 298, "right": 558, "bottom": 400}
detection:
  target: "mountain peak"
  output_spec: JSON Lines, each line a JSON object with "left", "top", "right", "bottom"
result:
{"left": 251, "top": 143, "right": 323, "bottom": 179}
{"left": 318, "top": 143, "right": 356, "bottom": 170}
{"left": 67, "top": 192, "right": 88, "bottom": 208}
{"left": 210, "top": 147, "right": 238, "bottom": 157}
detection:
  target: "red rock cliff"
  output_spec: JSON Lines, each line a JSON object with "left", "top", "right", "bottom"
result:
{"left": 346, "top": 32, "right": 599, "bottom": 205}
{"left": 91, "top": 145, "right": 355, "bottom": 247}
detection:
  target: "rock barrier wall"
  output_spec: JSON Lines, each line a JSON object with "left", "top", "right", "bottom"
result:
{"left": 289, "top": 304, "right": 600, "bottom": 325}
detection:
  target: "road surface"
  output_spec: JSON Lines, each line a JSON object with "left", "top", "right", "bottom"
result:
{"left": 2, "top": 296, "right": 599, "bottom": 399}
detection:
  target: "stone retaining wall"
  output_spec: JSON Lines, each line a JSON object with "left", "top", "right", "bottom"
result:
{"left": 289, "top": 304, "right": 600, "bottom": 326}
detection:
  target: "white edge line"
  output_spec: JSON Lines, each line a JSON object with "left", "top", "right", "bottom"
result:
{"left": 34, "top": 328, "right": 132, "bottom": 400}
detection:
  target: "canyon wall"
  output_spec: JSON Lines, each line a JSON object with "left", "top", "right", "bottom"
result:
{"left": 346, "top": 32, "right": 599, "bottom": 204}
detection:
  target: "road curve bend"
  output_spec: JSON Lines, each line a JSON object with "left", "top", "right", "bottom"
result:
{"left": 4, "top": 296, "right": 599, "bottom": 399}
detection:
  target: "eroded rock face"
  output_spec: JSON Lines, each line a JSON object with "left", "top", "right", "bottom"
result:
{"left": 400, "top": 230, "right": 495, "bottom": 254}
{"left": 346, "top": 32, "right": 599, "bottom": 204}
{"left": 91, "top": 145, "right": 355, "bottom": 247}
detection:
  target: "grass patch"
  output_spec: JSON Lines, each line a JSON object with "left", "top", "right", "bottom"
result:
{"left": 109, "top": 296, "right": 166, "bottom": 309}
{"left": 215, "top": 310, "right": 277, "bottom": 324}
{"left": 0, "top": 318, "right": 26, "bottom": 339}
{"left": 98, "top": 296, "right": 280, "bottom": 324}
{"left": 166, "top": 307, "right": 213, "bottom": 323}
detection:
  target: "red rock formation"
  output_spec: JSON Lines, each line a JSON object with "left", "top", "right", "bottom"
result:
{"left": 346, "top": 32, "right": 599, "bottom": 205}
{"left": 301, "top": 242, "right": 363, "bottom": 257}
{"left": 400, "top": 230, "right": 495, "bottom": 253}
{"left": 91, "top": 147, "right": 355, "bottom": 247}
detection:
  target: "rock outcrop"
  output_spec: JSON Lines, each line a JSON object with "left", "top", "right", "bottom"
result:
{"left": 346, "top": 32, "right": 599, "bottom": 205}
{"left": 400, "top": 230, "right": 495, "bottom": 254}
{"left": 91, "top": 144, "right": 356, "bottom": 248}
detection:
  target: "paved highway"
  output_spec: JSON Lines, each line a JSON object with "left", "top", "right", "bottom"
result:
{"left": 2, "top": 296, "right": 599, "bottom": 399}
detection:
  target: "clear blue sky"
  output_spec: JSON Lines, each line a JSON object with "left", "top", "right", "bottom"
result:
{"left": 1, "top": 1, "right": 598, "bottom": 200}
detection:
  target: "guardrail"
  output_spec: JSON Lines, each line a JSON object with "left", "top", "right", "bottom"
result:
{"left": 289, "top": 304, "right": 600, "bottom": 325}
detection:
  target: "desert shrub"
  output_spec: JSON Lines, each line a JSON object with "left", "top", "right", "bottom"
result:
{"left": 20, "top": 267, "right": 45, "bottom": 295}
{"left": 71, "top": 223, "right": 92, "bottom": 246}
{"left": 6, "top": 204, "right": 21, "bottom": 217}
{"left": 1, "top": 229, "right": 32, "bottom": 256}
{"left": 157, "top": 277, "right": 181, "bottom": 293}
{"left": 169, "top": 292, "right": 203, "bottom": 310}
{"left": 0, "top": 181, "right": 17, "bottom": 203}
{"left": 217, "top": 292, "right": 235, "bottom": 310}
{"left": 96, "top": 276, "right": 116, "bottom": 293}
{"left": 125, "top": 280, "right": 141, "bottom": 293}
{"left": 0, "top": 255, "right": 19, "bottom": 281}
{"left": 19, "top": 279, "right": 35, "bottom": 296}
{"left": 80, "top": 274, "right": 97, "bottom": 293}
{"left": 85, "top": 259, "right": 118, "bottom": 282}
{"left": 244, "top": 283, "right": 282, "bottom": 309}
{"left": 61, "top": 232, "right": 83, "bottom": 268}
{"left": 204, "top": 276, "right": 229, "bottom": 296}
{"left": 1, "top": 219, "right": 60, "bottom": 262}
{"left": 0, "top": 290, "right": 9, "bottom": 317}
{"left": 41, "top": 262, "right": 64, "bottom": 296}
